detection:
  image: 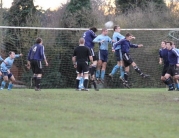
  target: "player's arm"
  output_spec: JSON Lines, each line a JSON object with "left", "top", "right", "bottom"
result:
{"left": 93, "top": 36, "right": 103, "bottom": 43}
{"left": 72, "top": 49, "right": 77, "bottom": 68}
{"left": 72, "top": 56, "right": 77, "bottom": 68}
{"left": 41, "top": 46, "right": 48, "bottom": 66}
{"left": 113, "top": 39, "right": 122, "bottom": 50}
{"left": 130, "top": 43, "right": 143, "bottom": 48}
{"left": 159, "top": 49, "right": 163, "bottom": 64}
{"left": 1, "top": 60, "right": 9, "bottom": 73}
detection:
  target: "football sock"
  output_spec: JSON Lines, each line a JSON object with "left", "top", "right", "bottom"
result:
{"left": 84, "top": 78, "right": 89, "bottom": 89}
{"left": 36, "top": 77, "right": 41, "bottom": 89}
{"left": 133, "top": 66, "right": 143, "bottom": 75}
{"left": 1, "top": 81, "right": 6, "bottom": 89}
{"left": 124, "top": 72, "right": 129, "bottom": 81}
{"left": 96, "top": 70, "right": 100, "bottom": 78}
{"left": 119, "top": 66, "right": 124, "bottom": 78}
{"left": 8, "top": 83, "right": 13, "bottom": 90}
{"left": 76, "top": 77, "right": 80, "bottom": 89}
{"left": 111, "top": 65, "right": 119, "bottom": 75}
{"left": 101, "top": 70, "right": 105, "bottom": 80}
{"left": 92, "top": 80, "right": 97, "bottom": 89}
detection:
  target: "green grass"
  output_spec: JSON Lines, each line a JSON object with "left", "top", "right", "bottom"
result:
{"left": 0, "top": 88, "right": 179, "bottom": 138}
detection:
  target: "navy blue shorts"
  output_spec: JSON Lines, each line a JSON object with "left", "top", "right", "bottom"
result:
{"left": 115, "top": 49, "right": 122, "bottom": 61}
{"left": 98, "top": 50, "right": 108, "bottom": 62}
{"left": 2, "top": 72, "right": 13, "bottom": 79}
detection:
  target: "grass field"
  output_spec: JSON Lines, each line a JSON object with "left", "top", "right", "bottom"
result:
{"left": 0, "top": 88, "right": 179, "bottom": 138}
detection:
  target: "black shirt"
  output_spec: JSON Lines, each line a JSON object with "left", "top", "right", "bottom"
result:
{"left": 73, "top": 46, "right": 91, "bottom": 62}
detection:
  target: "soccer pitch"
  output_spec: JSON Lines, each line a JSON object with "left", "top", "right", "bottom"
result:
{"left": 0, "top": 88, "right": 179, "bottom": 138}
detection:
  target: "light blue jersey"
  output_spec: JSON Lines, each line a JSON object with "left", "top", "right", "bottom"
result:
{"left": 0, "top": 56, "right": 3, "bottom": 61}
{"left": 1, "top": 55, "right": 20, "bottom": 72}
{"left": 93, "top": 35, "right": 112, "bottom": 50}
{"left": 112, "top": 32, "right": 125, "bottom": 50}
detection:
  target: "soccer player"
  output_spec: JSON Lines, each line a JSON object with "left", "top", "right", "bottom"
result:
{"left": 93, "top": 28, "right": 113, "bottom": 83}
{"left": 72, "top": 38, "right": 93, "bottom": 91}
{"left": 0, "top": 51, "right": 23, "bottom": 90}
{"left": 27, "top": 37, "right": 48, "bottom": 91}
{"left": 113, "top": 33, "right": 149, "bottom": 87}
{"left": 0, "top": 55, "right": 4, "bottom": 81}
{"left": 109, "top": 25, "right": 125, "bottom": 79}
{"left": 159, "top": 41, "right": 170, "bottom": 86}
{"left": 163, "top": 41, "right": 179, "bottom": 91}
{"left": 83, "top": 27, "right": 99, "bottom": 90}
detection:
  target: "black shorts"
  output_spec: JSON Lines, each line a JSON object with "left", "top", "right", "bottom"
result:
{"left": 161, "top": 64, "right": 169, "bottom": 76}
{"left": 123, "top": 53, "right": 133, "bottom": 67}
{"left": 30, "top": 60, "right": 43, "bottom": 74}
{"left": 76, "top": 62, "right": 89, "bottom": 74}
{"left": 166, "top": 65, "right": 179, "bottom": 76}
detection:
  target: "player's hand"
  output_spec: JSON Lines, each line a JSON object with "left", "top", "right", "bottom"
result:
{"left": 20, "top": 53, "right": 23, "bottom": 56}
{"left": 132, "top": 36, "right": 136, "bottom": 39}
{"left": 45, "top": 62, "right": 48, "bottom": 66}
{"left": 74, "top": 64, "right": 77, "bottom": 68}
{"left": 7, "top": 70, "right": 10, "bottom": 74}
{"left": 138, "top": 44, "right": 143, "bottom": 47}
{"left": 26, "top": 64, "right": 31, "bottom": 69}
{"left": 159, "top": 60, "right": 162, "bottom": 65}
{"left": 112, "top": 49, "right": 115, "bottom": 53}
{"left": 176, "top": 64, "right": 179, "bottom": 67}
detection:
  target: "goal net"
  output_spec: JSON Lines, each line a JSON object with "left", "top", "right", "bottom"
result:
{"left": 0, "top": 26, "right": 178, "bottom": 89}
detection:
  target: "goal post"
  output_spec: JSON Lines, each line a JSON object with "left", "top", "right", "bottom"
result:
{"left": 0, "top": 26, "right": 178, "bottom": 89}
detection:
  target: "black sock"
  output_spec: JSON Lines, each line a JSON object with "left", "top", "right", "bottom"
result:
{"left": 92, "top": 80, "right": 97, "bottom": 89}
{"left": 84, "top": 79, "right": 89, "bottom": 89}
{"left": 134, "top": 66, "right": 143, "bottom": 75}
{"left": 165, "top": 77, "right": 174, "bottom": 89}
{"left": 36, "top": 77, "right": 41, "bottom": 89}
{"left": 33, "top": 76, "right": 37, "bottom": 86}
{"left": 76, "top": 79, "right": 80, "bottom": 89}
{"left": 124, "top": 73, "right": 128, "bottom": 81}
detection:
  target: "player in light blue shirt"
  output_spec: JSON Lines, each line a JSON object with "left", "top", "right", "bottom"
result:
{"left": 109, "top": 26, "right": 125, "bottom": 80}
{"left": 93, "top": 28, "right": 113, "bottom": 83}
{"left": 0, "top": 51, "right": 23, "bottom": 90}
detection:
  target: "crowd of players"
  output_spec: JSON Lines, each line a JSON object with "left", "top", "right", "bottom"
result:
{"left": 72, "top": 26, "right": 150, "bottom": 91}
{"left": 0, "top": 26, "right": 178, "bottom": 91}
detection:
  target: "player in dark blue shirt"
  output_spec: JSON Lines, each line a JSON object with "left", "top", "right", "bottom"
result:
{"left": 113, "top": 33, "right": 149, "bottom": 88}
{"left": 27, "top": 37, "right": 48, "bottom": 91}
{"left": 159, "top": 41, "right": 170, "bottom": 86}
{"left": 163, "top": 41, "right": 179, "bottom": 91}
{"left": 83, "top": 27, "right": 98, "bottom": 90}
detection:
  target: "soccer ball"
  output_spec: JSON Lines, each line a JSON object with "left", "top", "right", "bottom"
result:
{"left": 104, "top": 21, "right": 114, "bottom": 28}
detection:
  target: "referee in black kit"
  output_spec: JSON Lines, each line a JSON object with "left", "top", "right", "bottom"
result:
{"left": 72, "top": 37, "right": 93, "bottom": 91}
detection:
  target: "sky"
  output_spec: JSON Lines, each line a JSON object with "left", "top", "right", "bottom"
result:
{"left": 2, "top": 0, "right": 68, "bottom": 10}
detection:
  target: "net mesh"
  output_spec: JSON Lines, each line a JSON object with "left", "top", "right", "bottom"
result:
{"left": 0, "top": 26, "right": 178, "bottom": 89}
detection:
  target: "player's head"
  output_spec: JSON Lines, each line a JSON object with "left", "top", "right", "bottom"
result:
{"left": 102, "top": 28, "right": 108, "bottom": 35}
{"left": 9, "top": 51, "right": 15, "bottom": 59}
{"left": 36, "top": 37, "right": 42, "bottom": 44}
{"left": 161, "top": 41, "right": 166, "bottom": 48}
{"left": 125, "top": 32, "right": 133, "bottom": 41}
{"left": 79, "top": 37, "right": 85, "bottom": 45}
{"left": 166, "top": 41, "right": 173, "bottom": 50}
{"left": 113, "top": 25, "right": 120, "bottom": 32}
{"left": 171, "top": 41, "right": 176, "bottom": 48}
{"left": 90, "top": 27, "right": 98, "bottom": 33}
